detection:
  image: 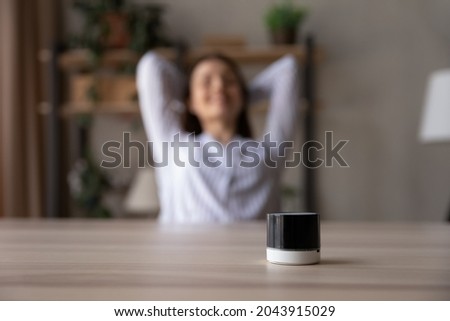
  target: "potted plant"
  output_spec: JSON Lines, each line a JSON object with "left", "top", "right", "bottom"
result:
{"left": 72, "top": 0, "right": 130, "bottom": 54}
{"left": 264, "top": 0, "right": 308, "bottom": 44}
{"left": 71, "top": 0, "right": 170, "bottom": 60}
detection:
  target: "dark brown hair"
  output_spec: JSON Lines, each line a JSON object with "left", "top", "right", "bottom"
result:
{"left": 181, "top": 53, "right": 252, "bottom": 138}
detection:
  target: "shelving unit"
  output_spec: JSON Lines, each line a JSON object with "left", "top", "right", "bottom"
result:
{"left": 40, "top": 39, "right": 323, "bottom": 217}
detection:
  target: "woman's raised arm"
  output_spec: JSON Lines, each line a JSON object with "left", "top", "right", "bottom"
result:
{"left": 137, "top": 52, "right": 185, "bottom": 146}
{"left": 249, "top": 55, "right": 300, "bottom": 145}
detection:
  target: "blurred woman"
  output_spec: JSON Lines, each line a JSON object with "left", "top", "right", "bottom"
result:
{"left": 137, "top": 50, "right": 299, "bottom": 223}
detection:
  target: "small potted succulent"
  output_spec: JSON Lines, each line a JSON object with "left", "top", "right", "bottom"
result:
{"left": 264, "top": 0, "right": 308, "bottom": 44}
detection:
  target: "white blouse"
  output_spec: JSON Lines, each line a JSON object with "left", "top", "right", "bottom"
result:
{"left": 137, "top": 52, "right": 300, "bottom": 223}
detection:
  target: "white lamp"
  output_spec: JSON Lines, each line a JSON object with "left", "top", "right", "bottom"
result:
{"left": 419, "top": 69, "right": 450, "bottom": 221}
{"left": 420, "top": 69, "right": 450, "bottom": 143}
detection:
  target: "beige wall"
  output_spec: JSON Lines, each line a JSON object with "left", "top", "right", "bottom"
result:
{"left": 63, "top": 0, "right": 450, "bottom": 221}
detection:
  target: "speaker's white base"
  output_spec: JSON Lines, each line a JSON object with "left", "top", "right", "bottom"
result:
{"left": 266, "top": 248, "right": 320, "bottom": 265}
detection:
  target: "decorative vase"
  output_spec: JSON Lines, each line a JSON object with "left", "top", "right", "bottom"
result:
{"left": 101, "top": 11, "right": 130, "bottom": 48}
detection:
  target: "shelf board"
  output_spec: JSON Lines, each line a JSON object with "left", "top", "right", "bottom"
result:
{"left": 189, "top": 45, "right": 323, "bottom": 64}
{"left": 39, "top": 45, "right": 324, "bottom": 70}
{"left": 38, "top": 99, "right": 319, "bottom": 116}
{"left": 61, "top": 102, "right": 140, "bottom": 115}
{"left": 58, "top": 48, "right": 177, "bottom": 70}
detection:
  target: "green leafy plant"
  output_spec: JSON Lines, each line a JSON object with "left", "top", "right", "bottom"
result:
{"left": 128, "top": 6, "right": 171, "bottom": 54}
{"left": 70, "top": 0, "right": 170, "bottom": 60}
{"left": 68, "top": 154, "right": 111, "bottom": 218}
{"left": 264, "top": 0, "right": 308, "bottom": 31}
{"left": 71, "top": 0, "right": 125, "bottom": 60}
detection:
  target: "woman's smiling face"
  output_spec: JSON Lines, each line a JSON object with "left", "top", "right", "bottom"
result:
{"left": 188, "top": 58, "right": 243, "bottom": 125}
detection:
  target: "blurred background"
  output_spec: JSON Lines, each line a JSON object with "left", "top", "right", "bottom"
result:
{"left": 1, "top": 0, "right": 450, "bottom": 221}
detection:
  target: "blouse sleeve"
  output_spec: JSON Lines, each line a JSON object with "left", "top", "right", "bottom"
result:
{"left": 249, "top": 55, "right": 300, "bottom": 145}
{"left": 137, "top": 51, "right": 185, "bottom": 146}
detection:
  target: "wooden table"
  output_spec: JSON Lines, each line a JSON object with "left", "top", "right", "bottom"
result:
{"left": 0, "top": 220, "right": 449, "bottom": 300}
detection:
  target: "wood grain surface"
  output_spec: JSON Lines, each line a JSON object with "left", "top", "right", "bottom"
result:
{"left": 0, "top": 220, "right": 449, "bottom": 300}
